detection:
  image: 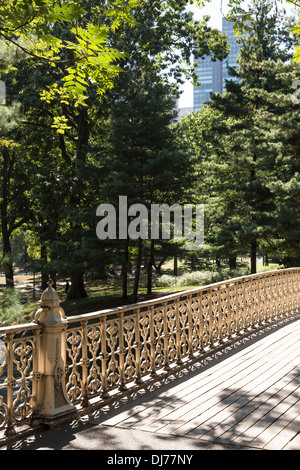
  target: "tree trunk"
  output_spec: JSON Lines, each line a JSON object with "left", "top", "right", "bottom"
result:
{"left": 229, "top": 256, "right": 237, "bottom": 270}
{"left": 147, "top": 240, "right": 155, "bottom": 295}
{"left": 133, "top": 239, "right": 143, "bottom": 303}
{"left": 153, "top": 256, "right": 167, "bottom": 275}
{"left": 250, "top": 240, "right": 257, "bottom": 274}
{"left": 173, "top": 253, "right": 178, "bottom": 276}
{"left": 1, "top": 147, "right": 14, "bottom": 288}
{"left": 263, "top": 251, "right": 269, "bottom": 266}
{"left": 67, "top": 271, "right": 88, "bottom": 300}
{"left": 40, "top": 243, "right": 48, "bottom": 291}
{"left": 2, "top": 236, "right": 14, "bottom": 288}
{"left": 122, "top": 241, "right": 129, "bottom": 300}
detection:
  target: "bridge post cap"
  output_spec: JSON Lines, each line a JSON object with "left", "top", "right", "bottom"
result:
{"left": 40, "top": 279, "right": 60, "bottom": 305}
{"left": 33, "top": 279, "right": 66, "bottom": 324}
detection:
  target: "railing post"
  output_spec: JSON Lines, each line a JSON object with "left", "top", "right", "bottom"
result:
{"left": 4, "top": 333, "right": 15, "bottom": 436}
{"left": 33, "top": 280, "right": 75, "bottom": 426}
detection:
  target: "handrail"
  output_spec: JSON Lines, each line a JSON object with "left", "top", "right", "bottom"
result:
{"left": 67, "top": 268, "right": 300, "bottom": 322}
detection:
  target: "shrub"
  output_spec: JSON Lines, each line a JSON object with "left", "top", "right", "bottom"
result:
{"left": 0, "top": 288, "right": 24, "bottom": 326}
{"left": 155, "top": 268, "right": 251, "bottom": 289}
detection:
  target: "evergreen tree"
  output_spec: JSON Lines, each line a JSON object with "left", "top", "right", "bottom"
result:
{"left": 203, "top": 0, "right": 295, "bottom": 273}
{"left": 103, "top": 68, "right": 192, "bottom": 301}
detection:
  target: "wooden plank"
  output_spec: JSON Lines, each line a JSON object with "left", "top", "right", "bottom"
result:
{"left": 256, "top": 407, "right": 300, "bottom": 449}
{"left": 232, "top": 388, "right": 300, "bottom": 446}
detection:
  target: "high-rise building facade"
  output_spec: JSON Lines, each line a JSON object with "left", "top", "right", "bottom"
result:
{"left": 221, "top": 17, "right": 242, "bottom": 90}
{"left": 193, "top": 18, "right": 242, "bottom": 111}
{"left": 193, "top": 56, "right": 223, "bottom": 111}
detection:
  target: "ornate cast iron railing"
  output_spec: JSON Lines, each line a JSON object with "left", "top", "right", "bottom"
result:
{"left": 0, "top": 268, "right": 300, "bottom": 441}
{"left": 0, "top": 323, "right": 41, "bottom": 437}
{"left": 64, "top": 268, "right": 300, "bottom": 408}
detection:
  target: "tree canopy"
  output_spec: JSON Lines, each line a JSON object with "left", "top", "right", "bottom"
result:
{"left": 1, "top": 0, "right": 300, "bottom": 306}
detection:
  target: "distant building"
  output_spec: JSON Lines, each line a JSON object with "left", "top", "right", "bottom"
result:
{"left": 221, "top": 17, "right": 243, "bottom": 90}
{"left": 193, "top": 18, "right": 243, "bottom": 111}
{"left": 193, "top": 56, "right": 223, "bottom": 111}
{"left": 174, "top": 106, "right": 194, "bottom": 122}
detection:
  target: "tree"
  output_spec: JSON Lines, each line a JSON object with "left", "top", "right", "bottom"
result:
{"left": 0, "top": 0, "right": 134, "bottom": 110}
{"left": 1, "top": 0, "right": 231, "bottom": 300}
{"left": 201, "top": 0, "right": 295, "bottom": 273}
{"left": 0, "top": 104, "right": 33, "bottom": 287}
{"left": 102, "top": 67, "right": 192, "bottom": 301}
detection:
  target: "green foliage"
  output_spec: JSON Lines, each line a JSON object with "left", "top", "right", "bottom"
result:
{"left": 0, "top": 1, "right": 133, "bottom": 112}
{"left": 0, "top": 288, "right": 24, "bottom": 326}
{"left": 154, "top": 267, "right": 252, "bottom": 288}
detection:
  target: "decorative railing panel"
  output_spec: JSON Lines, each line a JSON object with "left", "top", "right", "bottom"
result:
{"left": 0, "top": 324, "right": 40, "bottom": 436}
{"left": 0, "top": 268, "right": 300, "bottom": 442}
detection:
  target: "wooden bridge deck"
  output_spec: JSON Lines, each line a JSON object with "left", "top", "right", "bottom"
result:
{"left": 97, "top": 316, "right": 300, "bottom": 450}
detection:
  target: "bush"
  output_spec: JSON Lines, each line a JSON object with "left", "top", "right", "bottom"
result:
{"left": 0, "top": 288, "right": 24, "bottom": 326}
{"left": 155, "top": 271, "right": 222, "bottom": 288}
{"left": 155, "top": 268, "right": 251, "bottom": 289}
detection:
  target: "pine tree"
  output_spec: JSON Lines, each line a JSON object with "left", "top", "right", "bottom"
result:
{"left": 203, "top": 0, "right": 295, "bottom": 273}
{"left": 103, "top": 68, "right": 192, "bottom": 301}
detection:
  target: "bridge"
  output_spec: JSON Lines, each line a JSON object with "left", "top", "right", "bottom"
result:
{"left": 0, "top": 268, "right": 300, "bottom": 450}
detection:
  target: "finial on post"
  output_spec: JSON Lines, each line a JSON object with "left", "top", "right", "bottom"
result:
{"left": 33, "top": 278, "right": 66, "bottom": 324}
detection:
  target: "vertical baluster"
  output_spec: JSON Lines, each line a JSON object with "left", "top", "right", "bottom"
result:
{"left": 257, "top": 277, "right": 262, "bottom": 327}
{"left": 80, "top": 319, "right": 89, "bottom": 407}
{"left": 118, "top": 312, "right": 127, "bottom": 390}
{"left": 275, "top": 271, "right": 280, "bottom": 320}
{"left": 216, "top": 287, "right": 223, "bottom": 343}
{"left": 208, "top": 288, "right": 214, "bottom": 347}
{"left": 292, "top": 271, "right": 296, "bottom": 314}
{"left": 5, "top": 333, "right": 15, "bottom": 436}
{"left": 100, "top": 315, "right": 109, "bottom": 398}
{"left": 149, "top": 306, "right": 157, "bottom": 377}
{"left": 292, "top": 271, "right": 297, "bottom": 314}
{"left": 186, "top": 295, "right": 194, "bottom": 358}
{"left": 30, "top": 328, "right": 41, "bottom": 423}
{"left": 175, "top": 298, "right": 182, "bottom": 364}
{"left": 193, "top": 292, "right": 201, "bottom": 352}
{"left": 199, "top": 291, "right": 204, "bottom": 353}
{"left": 242, "top": 281, "right": 248, "bottom": 329}
{"left": 284, "top": 271, "right": 288, "bottom": 316}
{"left": 263, "top": 277, "right": 268, "bottom": 323}
{"left": 134, "top": 308, "right": 142, "bottom": 383}
{"left": 226, "top": 283, "right": 232, "bottom": 339}
{"left": 250, "top": 279, "right": 255, "bottom": 328}
{"left": 296, "top": 269, "right": 300, "bottom": 313}
{"left": 274, "top": 272, "right": 278, "bottom": 320}
{"left": 234, "top": 281, "right": 240, "bottom": 335}
{"left": 263, "top": 275, "right": 272, "bottom": 322}
{"left": 162, "top": 302, "right": 170, "bottom": 371}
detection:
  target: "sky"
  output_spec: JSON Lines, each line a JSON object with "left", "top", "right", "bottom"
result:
{"left": 178, "top": 0, "right": 298, "bottom": 108}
